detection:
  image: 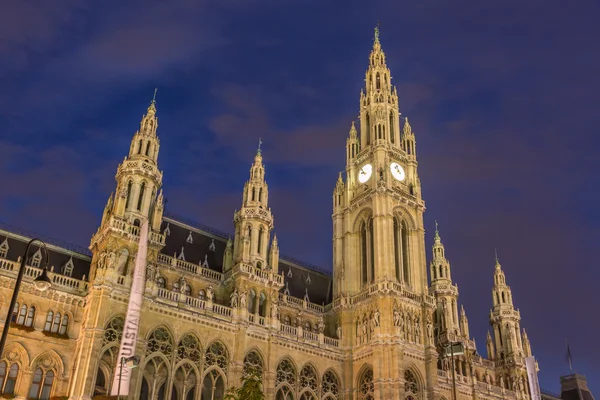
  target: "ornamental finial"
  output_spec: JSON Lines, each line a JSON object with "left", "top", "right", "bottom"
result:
{"left": 257, "top": 137, "right": 262, "bottom": 155}
{"left": 152, "top": 88, "right": 158, "bottom": 104}
{"left": 374, "top": 22, "right": 380, "bottom": 44}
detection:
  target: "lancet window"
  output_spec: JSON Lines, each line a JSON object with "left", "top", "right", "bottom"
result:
{"left": 360, "top": 218, "right": 374, "bottom": 286}
{"left": 0, "top": 361, "right": 19, "bottom": 395}
{"left": 357, "top": 367, "right": 374, "bottom": 400}
{"left": 27, "top": 368, "right": 55, "bottom": 400}
{"left": 404, "top": 370, "right": 420, "bottom": 399}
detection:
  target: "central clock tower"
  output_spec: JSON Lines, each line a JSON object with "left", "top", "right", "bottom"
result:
{"left": 332, "top": 27, "right": 426, "bottom": 298}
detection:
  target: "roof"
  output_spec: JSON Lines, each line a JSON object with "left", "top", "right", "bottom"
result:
{"left": 0, "top": 213, "right": 334, "bottom": 304}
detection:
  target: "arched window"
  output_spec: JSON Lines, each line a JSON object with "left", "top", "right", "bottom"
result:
{"left": 243, "top": 350, "right": 264, "bottom": 377}
{"left": 390, "top": 112, "right": 395, "bottom": 144}
{"left": 365, "top": 114, "right": 371, "bottom": 146}
{"left": 299, "top": 364, "right": 318, "bottom": 396}
{"left": 360, "top": 222, "right": 368, "bottom": 285}
{"left": 16, "top": 304, "right": 27, "bottom": 325}
{"left": 145, "top": 141, "right": 150, "bottom": 156}
{"left": 376, "top": 73, "right": 381, "bottom": 90}
{"left": 51, "top": 312, "right": 61, "bottom": 333}
{"left": 257, "top": 227, "right": 264, "bottom": 255}
{"left": 198, "top": 289, "right": 206, "bottom": 300}
{"left": 258, "top": 293, "right": 267, "bottom": 317}
{"left": 439, "top": 265, "right": 443, "bottom": 278}
{"left": 44, "top": 311, "right": 53, "bottom": 332}
{"left": 0, "top": 362, "right": 19, "bottom": 394}
{"left": 322, "top": 370, "right": 340, "bottom": 399}
{"left": 138, "top": 139, "right": 143, "bottom": 154}
{"left": 502, "top": 292, "right": 506, "bottom": 303}
{"left": 28, "top": 368, "right": 54, "bottom": 400}
{"left": 358, "top": 367, "right": 374, "bottom": 400}
{"left": 404, "top": 370, "right": 420, "bottom": 399}
{"left": 401, "top": 221, "right": 410, "bottom": 284}
{"left": 202, "top": 342, "right": 228, "bottom": 400}
{"left": 275, "top": 358, "right": 297, "bottom": 399}
{"left": 25, "top": 306, "right": 35, "bottom": 327}
{"left": 259, "top": 188, "right": 263, "bottom": 202}
{"left": 248, "top": 290, "right": 257, "bottom": 314}
{"left": 284, "top": 315, "right": 292, "bottom": 325}
{"left": 137, "top": 182, "right": 146, "bottom": 211}
{"left": 393, "top": 217, "right": 401, "bottom": 281}
{"left": 125, "top": 181, "right": 133, "bottom": 209}
{"left": 252, "top": 188, "right": 256, "bottom": 201}
{"left": 59, "top": 314, "right": 69, "bottom": 335}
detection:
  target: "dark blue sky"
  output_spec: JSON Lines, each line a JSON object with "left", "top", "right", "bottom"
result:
{"left": 1, "top": 0, "right": 598, "bottom": 393}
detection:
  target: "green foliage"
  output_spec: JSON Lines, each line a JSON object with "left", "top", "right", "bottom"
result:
{"left": 224, "top": 367, "right": 265, "bottom": 400}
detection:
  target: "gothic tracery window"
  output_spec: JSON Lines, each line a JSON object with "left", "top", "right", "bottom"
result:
{"left": 145, "top": 327, "right": 173, "bottom": 358}
{"left": 322, "top": 369, "right": 340, "bottom": 399}
{"left": 205, "top": 341, "right": 229, "bottom": 372}
{"left": 299, "top": 364, "right": 318, "bottom": 394}
{"left": 243, "top": 350, "right": 264, "bottom": 377}
{"left": 27, "top": 368, "right": 54, "bottom": 400}
{"left": 103, "top": 316, "right": 124, "bottom": 345}
{"left": 404, "top": 370, "right": 420, "bottom": 399}
{"left": 358, "top": 367, "right": 374, "bottom": 400}
{"left": 0, "top": 361, "right": 19, "bottom": 395}
{"left": 176, "top": 334, "right": 202, "bottom": 366}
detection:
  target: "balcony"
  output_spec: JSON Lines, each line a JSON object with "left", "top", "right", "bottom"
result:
{"left": 156, "top": 253, "right": 222, "bottom": 282}
{"left": 230, "top": 263, "right": 284, "bottom": 287}
{"left": 106, "top": 217, "right": 165, "bottom": 246}
{"left": 0, "top": 258, "right": 88, "bottom": 295}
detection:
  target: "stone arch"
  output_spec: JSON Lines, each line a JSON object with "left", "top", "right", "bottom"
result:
{"left": 2, "top": 342, "right": 30, "bottom": 369}
{"left": 175, "top": 332, "right": 203, "bottom": 369}
{"left": 204, "top": 339, "right": 230, "bottom": 375}
{"left": 30, "top": 349, "right": 64, "bottom": 377}
{"left": 352, "top": 208, "right": 374, "bottom": 232}
{"left": 392, "top": 206, "right": 417, "bottom": 230}
{"left": 356, "top": 364, "right": 374, "bottom": 400}
{"left": 403, "top": 366, "right": 423, "bottom": 399}
{"left": 144, "top": 323, "right": 176, "bottom": 343}
{"left": 321, "top": 368, "right": 341, "bottom": 399}
{"left": 275, "top": 357, "right": 298, "bottom": 399}
{"left": 243, "top": 347, "right": 265, "bottom": 377}
{"left": 299, "top": 362, "right": 319, "bottom": 395}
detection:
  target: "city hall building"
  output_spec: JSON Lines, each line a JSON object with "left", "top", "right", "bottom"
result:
{"left": 0, "top": 30, "right": 544, "bottom": 400}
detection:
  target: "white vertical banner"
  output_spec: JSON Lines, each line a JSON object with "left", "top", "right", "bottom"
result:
{"left": 525, "top": 356, "right": 542, "bottom": 400}
{"left": 111, "top": 218, "right": 149, "bottom": 396}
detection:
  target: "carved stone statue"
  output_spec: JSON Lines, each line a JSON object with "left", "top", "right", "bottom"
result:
{"left": 317, "top": 316, "right": 325, "bottom": 334}
{"left": 394, "top": 308, "right": 401, "bottom": 327}
{"left": 240, "top": 290, "right": 247, "bottom": 308}
{"left": 361, "top": 317, "right": 368, "bottom": 337}
{"left": 414, "top": 316, "right": 421, "bottom": 343}
{"left": 426, "top": 317, "right": 433, "bottom": 340}
{"left": 336, "top": 323, "right": 342, "bottom": 339}
{"left": 206, "top": 285, "right": 214, "bottom": 301}
{"left": 230, "top": 289, "right": 238, "bottom": 308}
{"left": 372, "top": 309, "right": 380, "bottom": 328}
{"left": 107, "top": 251, "right": 116, "bottom": 269}
{"left": 295, "top": 310, "right": 303, "bottom": 327}
{"left": 271, "top": 301, "right": 279, "bottom": 319}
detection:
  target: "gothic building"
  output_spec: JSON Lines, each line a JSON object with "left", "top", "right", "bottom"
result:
{"left": 0, "top": 29, "right": 545, "bottom": 400}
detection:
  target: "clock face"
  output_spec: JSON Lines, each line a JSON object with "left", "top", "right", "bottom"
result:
{"left": 390, "top": 162, "right": 406, "bottom": 181}
{"left": 358, "top": 164, "right": 373, "bottom": 183}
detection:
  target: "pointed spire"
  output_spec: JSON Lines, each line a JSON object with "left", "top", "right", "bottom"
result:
{"left": 257, "top": 137, "right": 263, "bottom": 155}
{"left": 494, "top": 248, "right": 501, "bottom": 269}
{"left": 349, "top": 121, "right": 357, "bottom": 139}
{"left": 403, "top": 117, "right": 412, "bottom": 135}
{"left": 434, "top": 220, "right": 440, "bottom": 241}
{"left": 460, "top": 304, "right": 466, "bottom": 317}
{"left": 487, "top": 331, "right": 493, "bottom": 341}
{"left": 373, "top": 22, "right": 380, "bottom": 47}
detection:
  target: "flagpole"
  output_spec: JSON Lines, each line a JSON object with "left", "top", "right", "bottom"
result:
{"left": 566, "top": 339, "right": 573, "bottom": 372}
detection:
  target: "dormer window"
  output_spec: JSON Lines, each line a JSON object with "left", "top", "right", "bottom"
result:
{"left": 163, "top": 223, "right": 170, "bottom": 236}
{"left": 186, "top": 231, "right": 193, "bottom": 244}
{"left": 63, "top": 257, "right": 74, "bottom": 277}
{"left": 209, "top": 239, "right": 216, "bottom": 252}
{"left": 178, "top": 247, "right": 185, "bottom": 261}
{"left": 31, "top": 249, "right": 42, "bottom": 268}
{"left": 0, "top": 239, "right": 8, "bottom": 259}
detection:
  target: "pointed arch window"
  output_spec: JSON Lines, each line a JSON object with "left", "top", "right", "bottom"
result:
{"left": 28, "top": 368, "right": 54, "bottom": 400}
{"left": 361, "top": 222, "right": 368, "bottom": 286}
{"left": 376, "top": 73, "right": 381, "bottom": 90}
{"left": 401, "top": 221, "right": 410, "bottom": 285}
{"left": 257, "top": 227, "right": 264, "bottom": 255}
{"left": 145, "top": 141, "right": 151, "bottom": 156}
{"left": 358, "top": 367, "right": 374, "bottom": 400}
{"left": 365, "top": 114, "right": 371, "bottom": 146}
{"left": 258, "top": 188, "right": 263, "bottom": 202}
{"left": 25, "top": 306, "right": 35, "bottom": 327}
{"left": 393, "top": 217, "right": 401, "bottom": 281}
{"left": 16, "top": 304, "right": 27, "bottom": 325}
{"left": 0, "top": 361, "right": 19, "bottom": 395}
{"left": 252, "top": 188, "right": 256, "bottom": 201}
{"left": 138, "top": 139, "right": 143, "bottom": 154}
{"left": 390, "top": 112, "right": 395, "bottom": 144}
{"left": 125, "top": 181, "right": 133, "bottom": 210}
{"left": 137, "top": 182, "right": 146, "bottom": 211}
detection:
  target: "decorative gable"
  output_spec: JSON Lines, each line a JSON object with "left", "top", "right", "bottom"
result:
{"left": 186, "top": 231, "right": 193, "bottom": 244}
{"left": 201, "top": 255, "right": 209, "bottom": 269}
{"left": 178, "top": 246, "right": 185, "bottom": 261}
{"left": 209, "top": 239, "right": 216, "bottom": 252}
{"left": 0, "top": 238, "right": 9, "bottom": 258}
{"left": 164, "top": 223, "right": 171, "bottom": 236}
{"left": 31, "top": 248, "right": 42, "bottom": 267}
{"left": 63, "top": 257, "right": 75, "bottom": 277}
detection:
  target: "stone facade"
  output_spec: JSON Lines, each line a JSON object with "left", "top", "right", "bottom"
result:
{"left": 0, "top": 29, "right": 541, "bottom": 400}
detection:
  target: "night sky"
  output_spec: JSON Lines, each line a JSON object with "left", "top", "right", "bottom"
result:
{"left": 1, "top": 0, "right": 598, "bottom": 394}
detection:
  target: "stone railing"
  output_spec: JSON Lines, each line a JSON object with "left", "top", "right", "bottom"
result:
{"left": 0, "top": 257, "right": 88, "bottom": 295}
{"left": 156, "top": 253, "right": 222, "bottom": 282}
{"left": 475, "top": 381, "right": 517, "bottom": 399}
{"left": 278, "top": 293, "right": 325, "bottom": 314}
{"left": 233, "top": 263, "right": 284, "bottom": 286}
{"left": 155, "top": 288, "right": 232, "bottom": 319}
{"left": 333, "top": 281, "right": 435, "bottom": 309}
{"left": 107, "top": 217, "right": 165, "bottom": 246}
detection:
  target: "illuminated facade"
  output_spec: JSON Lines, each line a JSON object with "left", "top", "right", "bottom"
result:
{"left": 0, "top": 29, "right": 541, "bottom": 400}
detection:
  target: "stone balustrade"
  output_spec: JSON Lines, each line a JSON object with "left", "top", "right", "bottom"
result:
{"left": 0, "top": 257, "right": 88, "bottom": 295}
{"left": 156, "top": 253, "right": 222, "bottom": 281}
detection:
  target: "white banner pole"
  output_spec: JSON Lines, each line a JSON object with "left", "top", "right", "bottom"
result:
{"left": 110, "top": 218, "right": 149, "bottom": 396}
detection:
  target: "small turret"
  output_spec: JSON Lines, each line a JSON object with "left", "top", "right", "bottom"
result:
{"left": 223, "top": 237, "right": 233, "bottom": 272}
{"left": 459, "top": 304, "right": 470, "bottom": 338}
{"left": 269, "top": 234, "right": 280, "bottom": 272}
{"left": 402, "top": 117, "right": 416, "bottom": 158}
{"left": 346, "top": 121, "right": 359, "bottom": 162}
{"left": 486, "top": 330, "right": 495, "bottom": 360}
